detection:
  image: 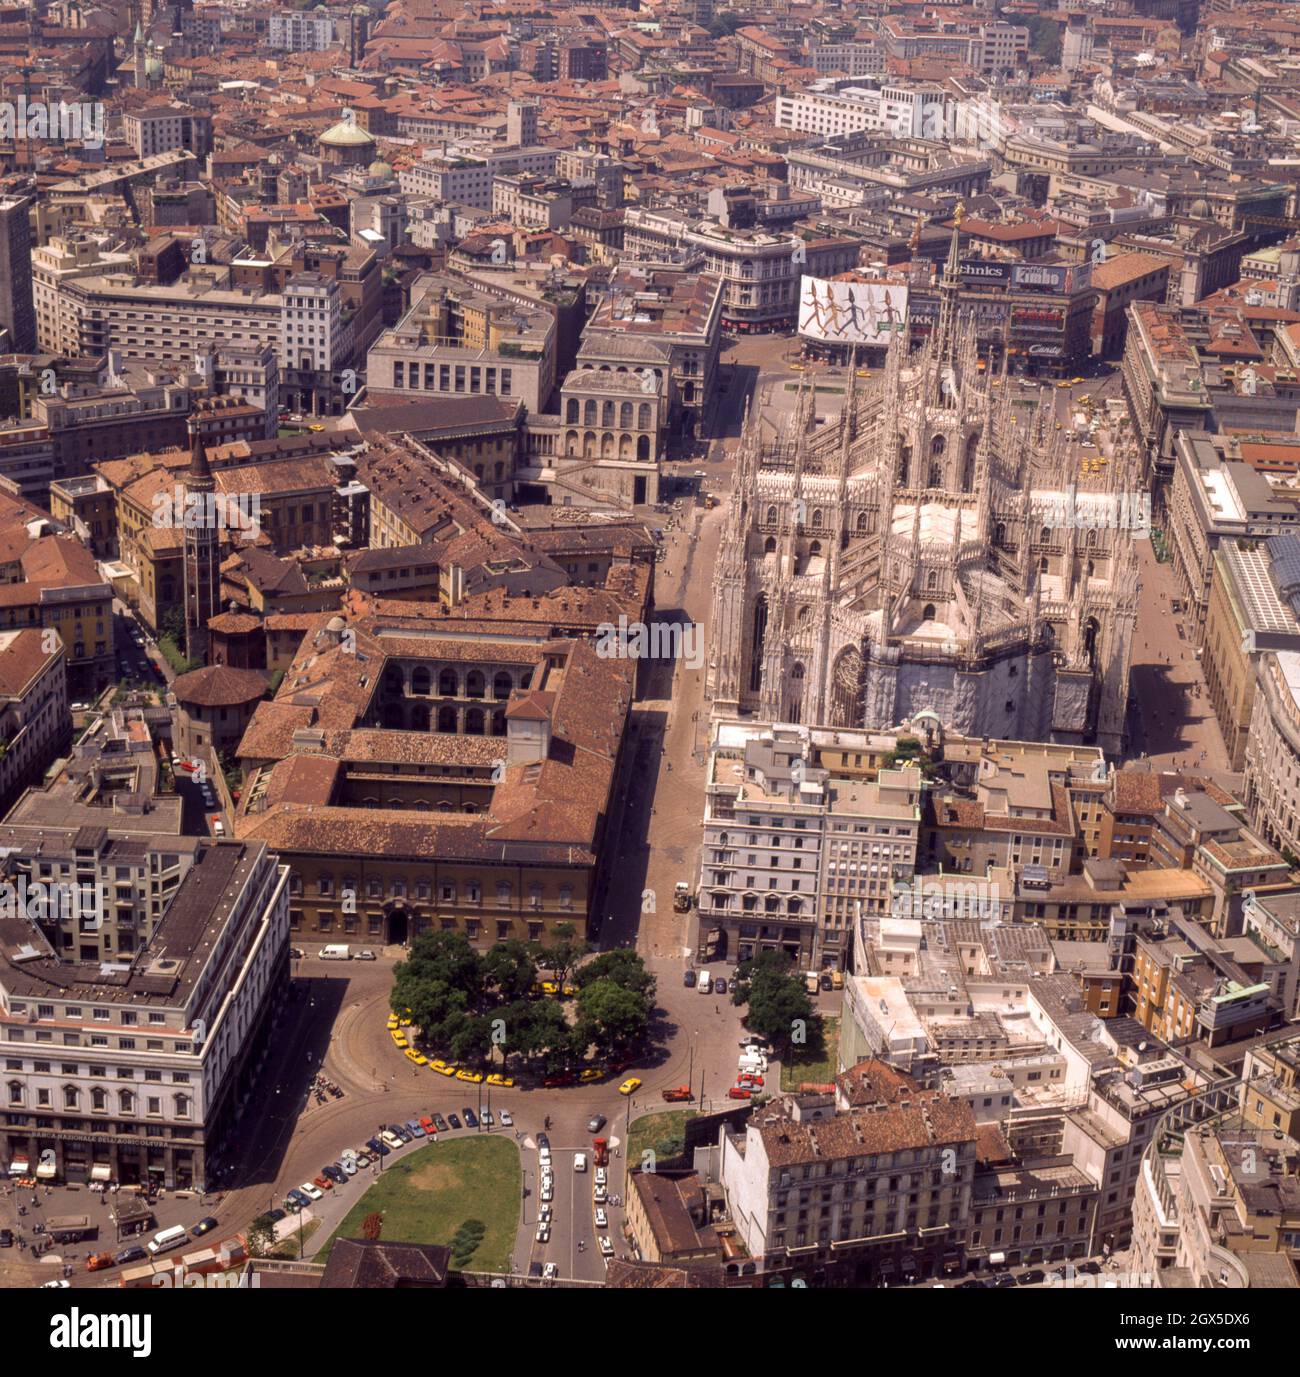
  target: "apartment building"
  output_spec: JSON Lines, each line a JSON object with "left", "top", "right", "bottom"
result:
{"left": 490, "top": 174, "right": 576, "bottom": 231}
{"left": 719, "top": 1062, "right": 977, "bottom": 1284}
{"left": 0, "top": 837, "right": 288, "bottom": 1190}
{"left": 398, "top": 147, "right": 558, "bottom": 210}
{"left": 0, "top": 630, "right": 68, "bottom": 817}
{"left": 268, "top": 10, "right": 335, "bottom": 50}
{"left": 1134, "top": 1110, "right": 1300, "bottom": 1288}
{"left": 367, "top": 274, "right": 556, "bottom": 414}
{"left": 0, "top": 197, "right": 37, "bottom": 355}
{"left": 700, "top": 722, "right": 921, "bottom": 971}
{"left": 122, "top": 104, "right": 212, "bottom": 162}
{"left": 622, "top": 209, "right": 856, "bottom": 334}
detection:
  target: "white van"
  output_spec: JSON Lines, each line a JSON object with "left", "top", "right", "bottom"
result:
{"left": 320, "top": 944, "right": 351, "bottom": 960}
{"left": 697, "top": 970, "right": 712, "bottom": 995}
{"left": 147, "top": 1224, "right": 188, "bottom": 1256}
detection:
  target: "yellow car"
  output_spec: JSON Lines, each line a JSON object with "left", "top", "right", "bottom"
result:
{"left": 541, "top": 981, "right": 559, "bottom": 996}
{"left": 618, "top": 1077, "right": 642, "bottom": 1096}
{"left": 392, "top": 1033, "right": 408, "bottom": 1049}
{"left": 430, "top": 1061, "right": 457, "bottom": 1077}
{"left": 399, "top": 1018, "right": 412, "bottom": 1028}
{"left": 386, "top": 1015, "right": 399, "bottom": 1031}
{"left": 790, "top": 363, "right": 805, "bottom": 372}
{"left": 578, "top": 1068, "right": 602, "bottom": 1084}
{"left": 456, "top": 1069, "right": 484, "bottom": 1084}
{"left": 562, "top": 983, "right": 578, "bottom": 997}
{"left": 486, "top": 1073, "right": 514, "bottom": 1088}
{"left": 404, "top": 1049, "right": 427, "bottom": 1066}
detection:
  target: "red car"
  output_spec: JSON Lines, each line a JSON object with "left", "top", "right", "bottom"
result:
{"left": 728, "top": 1086, "right": 752, "bottom": 1100}
{"left": 313, "top": 1174, "right": 334, "bottom": 1190}
{"left": 542, "top": 1073, "right": 575, "bottom": 1089}
{"left": 738, "top": 1073, "right": 765, "bottom": 1088}
{"left": 419, "top": 1115, "right": 437, "bottom": 1136}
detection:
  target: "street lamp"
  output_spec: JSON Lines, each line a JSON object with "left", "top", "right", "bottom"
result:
{"left": 378, "top": 1124, "right": 385, "bottom": 1174}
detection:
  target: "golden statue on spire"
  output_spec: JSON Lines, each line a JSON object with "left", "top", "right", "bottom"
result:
{"left": 953, "top": 200, "right": 966, "bottom": 228}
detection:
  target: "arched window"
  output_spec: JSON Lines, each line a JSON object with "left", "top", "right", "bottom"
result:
{"left": 931, "top": 434, "right": 946, "bottom": 456}
{"left": 438, "top": 668, "right": 457, "bottom": 696}
{"left": 766, "top": 506, "right": 777, "bottom": 525}
{"left": 437, "top": 705, "right": 457, "bottom": 733}
{"left": 411, "top": 667, "right": 430, "bottom": 695}
{"left": 465, "top": 671, "right": 485, "bottom": 699}
{"left": 491, "top": 711, "right": 506, "bottom": 736}
{"left": 928, "top": 463, "right": 942, "bottom": 488}
{"left": 809, "top": 540, "right": 822, "bottom": 556}
{"left": 119, "top": 1090, "right": 134, "bottom": 1114}
{"left": 856, "top": 512, "right": 867, "bottom": 532}
{"left": 583, "top": 399, "right": 596, "bottom": 426}
{"left": 601, "top": 400, "right": 614, "bottom": 427}
{"left": 1040, "top": 528, "right": 1051, "bottom": 544}
{"left": 175, "top": 1095, "right": 190, "bottom": 1118}
{"left": 465, "top": 708, "right": 485, "bottom": 734}
{"left": 493, "top": 671, "right": 513, "bottom": 699}
{"left": 799, "top": 605, "right": 811, "bottom": 622}
{"left": 927, "top": 571, "right": 938, "bottom": 590}
{"left": 619, "top": 401, "right": 633, "bottom": 428}
{"left": 63, "top": 1084, "right": 78, "bottom": 1109}
{"left": 637, "top": 403, "right": 651, "bottom": 430}
{"left": 91, "top": 1087, "right": 106, "bottom": 1111}
{"left": 565, "top": 398, "right": 579, "bottom": 424}
{"left": 994, "top": 522, "right": 1006, "bottom": 547}
{"left": 811, "top": 509, "right": 824, "bottom": 529}
{"left": 764, "top": 536, "right": 776, "bottom": 553}
{"left": 923, "top": 603, "right": 937, "bottom": 620}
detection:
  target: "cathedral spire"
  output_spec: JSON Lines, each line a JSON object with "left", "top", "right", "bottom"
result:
{"left": 935, "top": 201, "right": 965, "bottom": 365}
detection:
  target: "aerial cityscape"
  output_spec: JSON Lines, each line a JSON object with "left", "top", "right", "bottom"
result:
{"left": 0, "top": 0, "right": 1296, "bottom": 1324}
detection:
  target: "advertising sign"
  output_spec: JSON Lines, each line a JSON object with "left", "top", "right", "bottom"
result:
{"left": 960, "top": 259, "right": 1010, "bottom": 286}
{"left": 798, "top": 276, "right": 908, "bottom": 343}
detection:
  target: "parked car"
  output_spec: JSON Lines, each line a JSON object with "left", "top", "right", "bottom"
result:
{"left": 190, "top": 1217, "right": 219, "bottom": 1237}
{"left": 543, "top": 1263, "right": 558, "bottom": 1280}
{"left": 728, "top": 1086, "right": 752, "bottom": 1100}
{"left": 820, "top": 973, "right": 834, "bottom": 992}
{"left": 714, "top": 977, "right": 727, "bottom": 995}
{"left": 594, "top": 1208, "right": 607, "bottom": 1228}
{"left": 500, "top": 1109, "right": 514, "bottom": 1127}
{"left": 364, "top": 1137, "right": 388, "bottom": 1157}
{"left": 355, "top": 949, "right": 377, "bottom": 961}
{"left": 284, "top": 1191, "right": 309, "bottom": 1212}
{"left": 380, "top": 1130, "right": 403, "bottom": 1150}
{"left": 352, "top": 1152, "right": 372, "bottom": 1169}
{"left": 594, "top": 1167, "right": 607, "bottom": 1187}
{"left": 683, "top": 970, "right": 697, "bottom": 987}
{"left": 599, "top": 1236, "right": 614, "bottom": 1257}
{"left": 313, "top": 1174, "right": 334, "bottom": 1191}
{"left": 339, "top": 1157, "right": 357, "bottom": 1176}
{"left": 587, "top": 1114, "right": 607, "bottom": 1134}
{"left": 481, "top": 1108, "right": 494, "bottom": 1127}
{"left": 264, "top": 1209, "right": 286, "bottom": 1224}
{"left": 1020, "top": 1269, "right": 1046, "bottom": 1286}
{"left": 594, "top": 1184, "right": 607, "bottom": 1203}
{"left": 432, "top": 1114, "right": 449, "bottom": 1133}
{"left": 536, "top": 1223, "right": 551, "bottom": 1243}
{"left": 322, "top": 1165, "right": 346, "bottom": 1185}
{"left": 539, "top": 1204, "right": 552, "bottom": 1222}
{"left": 389, "top": 1123, "right": 413, "bottom": 1143}
{"left": 536, "top": 1132, "right": 550, "bottom": 1150}
{"left": 115, "top": 1246, "right": 148, "bottom": 1266}
{"left": 574, "top": 1153, "right": 588, "bottom": 1173}
{"left": 540, "top": 1182, "right": 553, "bottom": 1202}
{"left": 463, "top": 1107, "right": 479, "bottom": 1128}
{"left": 299, "top": 1182, "right": 323, "bottom": 1201}
{"left": 419, "top": 1116, "right": 437, "bottom": 1136}
{"left": 0, "top": 1229, "right": 12, "bottom": 1247}
{"left": 618, "top": 1077, "right": 642, "bottom": 1096}
{"left": 406, "top": 1119, "right": 426, "bottom": 1138}
{"left": 447, "top": 1114, "right": 462, "bottom": 1130}
{"left": 528, "top": 1262, "right": 543, "bottom": 1279}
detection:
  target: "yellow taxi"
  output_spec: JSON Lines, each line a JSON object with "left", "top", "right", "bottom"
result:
{"left": 578, "top": 1068, "right": 603, "bottom": 1084}
{"left": 456, "top": 1069, "right": 484, "bottom": 1084}
{"left": 430, "top": 1060, "right": 457, "bottom": 1077}
{"left": 386, "top": 1015, "right": 399, "bottom": 1031}
{"left": 404, "top": 1049, "right": 428, "bottom": 1066}
{"left": 392, "top": 1032, "right": 408, "bottom": 1049}
{"left": 618, "top": 1077, "right": 642, "bottom": 1096}
{"left": 399, "top": 1017, "right": 413, "bottom": 1028}
{"left": 790, "top": 363, "right": 805, "bottom": 372}
{"left": 541, "top": 981, "right": 560, "bottom": 996}
{"left": 562, "top": 983, "right": 578, "bottom": 997}
{"left": 856, "top": 368, "right": 871, "bottom": 378}
{"left": 308, "top": 423, "right": 325, "bottom": 432}
{"left": 486, "top": 1073, "right": 514, "bottom": 1088}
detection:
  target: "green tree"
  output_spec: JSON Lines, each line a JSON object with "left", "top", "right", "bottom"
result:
{"left": 732, "top": 951, "right": 816, "bottom": 1054}
{"left": 483, "top": 938, "right": 537, "bottom": 1002}
{"left": 392, "top": 930, "right": 486, "bottom": 1029}
{"left": 531, "top": 921, "right": 587, "bottom": 992}
{"left": 576, "top": 978, "right": 651, "bottom": 1057}
{"left": 576, "top": 949, "right": 656, "bottom": 999}
{"left": 246, "top": 1215, "right": 276, "bottom": 1258}
{"left": 445, "top": 1012, "right": 495, "bottom": 1066}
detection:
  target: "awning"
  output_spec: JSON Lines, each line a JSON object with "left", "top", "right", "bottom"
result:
{"left": 989, "top": 1251, "right": 1007, "bottom": 1266}
{"left": 35, "top": 1161, "right": 57, "bottom": 1179}
{"left": 90, "top": 1164, "right": 111, "bottom": 1183}
{"left": 8, "top": 1158, "right": 28, "bottom": 1176}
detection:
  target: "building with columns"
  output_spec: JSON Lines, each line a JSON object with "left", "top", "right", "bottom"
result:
{"left": 0, "top": 837, "right": 288, "bottom": 1190}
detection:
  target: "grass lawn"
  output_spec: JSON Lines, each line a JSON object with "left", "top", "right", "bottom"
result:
{"left": 780, "top": 1016, "right": 839, "bottom": 1092}
{"left": 317, "top": 1136, "right": 520, "bottom": 1271}
{"left": 628, "top": 1109, "right": 696, "bottom": 1170}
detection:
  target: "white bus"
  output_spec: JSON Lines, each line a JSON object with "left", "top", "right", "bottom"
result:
{"left": 147, "top": 1225, "right": 188, "bottom": 1256}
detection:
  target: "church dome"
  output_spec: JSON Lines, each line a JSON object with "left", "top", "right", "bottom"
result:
{"left": 319, "top": 120, "right": 375, "bottom": 149}
{"left": 368, "top": 159, "right": 393, "bottom": 180}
